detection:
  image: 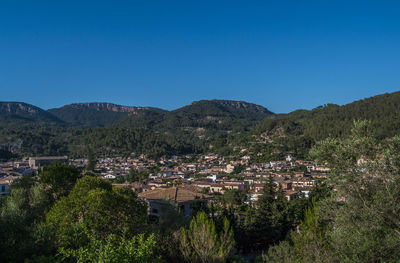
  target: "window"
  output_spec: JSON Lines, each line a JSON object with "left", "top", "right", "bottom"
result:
{"left": 1, "top": 185, "right": 5, "bottom": 192}
{"left": 152, "top": 208, "right": 159, "bottom": 214}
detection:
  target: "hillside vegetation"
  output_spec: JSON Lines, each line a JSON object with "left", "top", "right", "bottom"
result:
{"left": 256, "top": 91, "right": 400, "bottom": 140}
{"left": 2, "top": 92, "right": 400, "bottom": 159}
{"left": 47, "top": 102, "right": 167, "bottom": 127}
{"left": 239, "top": 91, "right": 400, "bottom": 159}
{"left": 0, "top": 100, "right": 273, "bottom": 158}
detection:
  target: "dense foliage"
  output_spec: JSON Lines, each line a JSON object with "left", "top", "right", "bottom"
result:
{"left": 263, "top": 121, "right": 400, "bottom": 262}
{"left": 179, "top": 211, "right": 234, "bottom": 263}
{"left": 4, "top": 92, "right": 400, "bottom": 161}
{"left": 251, "top": 91, "right": 400, "bottom": 156}
{"left": 0, "top": 100, "right": 272, "bottom": 159}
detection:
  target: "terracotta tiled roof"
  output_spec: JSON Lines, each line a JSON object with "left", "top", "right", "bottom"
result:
{"left": 180, "top": 185, "right": 204, "bottom": 193}
{"left": 138, "top": 186, "right": 210, "bottom": 202}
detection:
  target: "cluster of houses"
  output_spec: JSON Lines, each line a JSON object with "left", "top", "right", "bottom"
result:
{"left": 104, "top": 153, "right": 329, "bottom": 217}
{"left": 0, "top": 153, "right": 330, "bottom": 218}
{"left": 0, "top": 156, "right": 70, "bottom": 195}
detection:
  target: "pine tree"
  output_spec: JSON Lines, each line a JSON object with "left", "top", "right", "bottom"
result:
{"left": 86, "top": 148, "right": 96, "bottom": 171}
{"left": 179, "top": 212, "right": 234, "bottom": 263}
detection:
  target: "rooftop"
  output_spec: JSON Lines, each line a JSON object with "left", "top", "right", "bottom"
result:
{"left": 29, "top": 156, "right": 68, "bottom": 160}
{"left": 138, "top": 186, "right": 210, "bottom": 202}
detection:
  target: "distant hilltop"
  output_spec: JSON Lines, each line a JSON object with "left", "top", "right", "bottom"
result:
{"left": 2, "top": 91, "right": 400, "bottom": 159}
{"left": 193, "top": 100, "right": 269, "bottom": 111}
{"left": 47, "top": 102, "right": 167, "bottom": 127}
{"left": 187, "top": 100, "right": 273, "bottom": 116}
{"left": 49, "top": 102, "right": 164, "bottom": 114}
{"left": 0, "top": 102, "right": 63, "bottom": 123}
{"left": 0, "top": 99, "right": 274, "bottom": 128}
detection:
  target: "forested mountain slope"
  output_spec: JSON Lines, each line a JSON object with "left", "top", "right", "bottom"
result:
{"left": 233, "top": 91, "right": 400, "bottom": 160}
{"left": 118, "top": 99, "right": 274, "bottom": 132}
{"left": 0, "top": 100, "right": 273, "bottom": 158}
{"left": 2, "top": 92, "right": 400, "bottom": 160}
{"left": 80, "top": 100, "right": 274, "bottom": 158}
{"left": 0, "top": 102, "right": 64, "bottom": 128}
{"left": 255, "top": 91, "right": 400, "bottom": 140}
{"left": 48, "top": 102, "right": 167, "bottom": 127}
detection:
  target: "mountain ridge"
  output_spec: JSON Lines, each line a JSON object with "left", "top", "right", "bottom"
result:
{"left": 47, "top": 102, "right": 168, "bottom": 127}
{"left": 0, "top": 102, "right": 64, "bottom": 125}
{"left": 0, "top": 99, "right": 273, "bottom": 129}
{"left": 47, "top": 102, "right": 166, "bottom": 113}
{"left": 116, "top": 99, "right": 274, "bottom": 132}
{"left": 2, "top": 92, "right": 400, "bottom": 159}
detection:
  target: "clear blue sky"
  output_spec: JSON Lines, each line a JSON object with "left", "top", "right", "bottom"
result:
{"left": 1, "top": 0, "right": 400, "bottom": 113}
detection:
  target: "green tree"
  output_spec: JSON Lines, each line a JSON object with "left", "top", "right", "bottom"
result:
{"left": 240, "top": 177, "right": 289, "bottom": 252}
{"left": 60, "top": 230, "right": 161, "bottom": 263}
{"left": 291, "top": 201, "right": 333, "bottom": 263}
{"left": 39, "top": 162, "right": 80, "bottom": 200}
{"left": 179, "top": 211, "right": 234, "bottom": 263}
{"left": 151, "top": 201, "right": 188, "bottom": 262}
{"left": 45, "top": 176, "right": 148, "bottom": 253}
{"left": 261, "top": 241, "right": 296, "bottom": 263}
{"left": 128, "top": 167, "right": 148, "bottom": 183}
{"left": 307, "top": 120, "right": 400, "bottom": 262}
{"left": 0, "top": 176, "right": 53, "bottom": 262}
{"left": 263, "top": 201, "right": 334, "bottom": 263}
{"left": 86, "top": 148, "right": 96, "bottom": 171}
{"left": 222, "top": 189, "right": 247, "bottom": 208}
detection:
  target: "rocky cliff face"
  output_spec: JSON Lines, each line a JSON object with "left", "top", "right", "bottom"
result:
{"left": 0, "top": 102, "right": 62, "bottom": 123}
{"left": 57, "top": 102, "right": 159, "bottom": 114}
{"left": 47, "top": 102, "right": 167, "bottom": 127}
{"left": 0, "top": 102, "right": 44, "bottom": 115}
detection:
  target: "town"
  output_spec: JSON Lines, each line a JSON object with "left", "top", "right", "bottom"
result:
{"left": 0, "top": 152, "right": 329, "bottom": 216}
